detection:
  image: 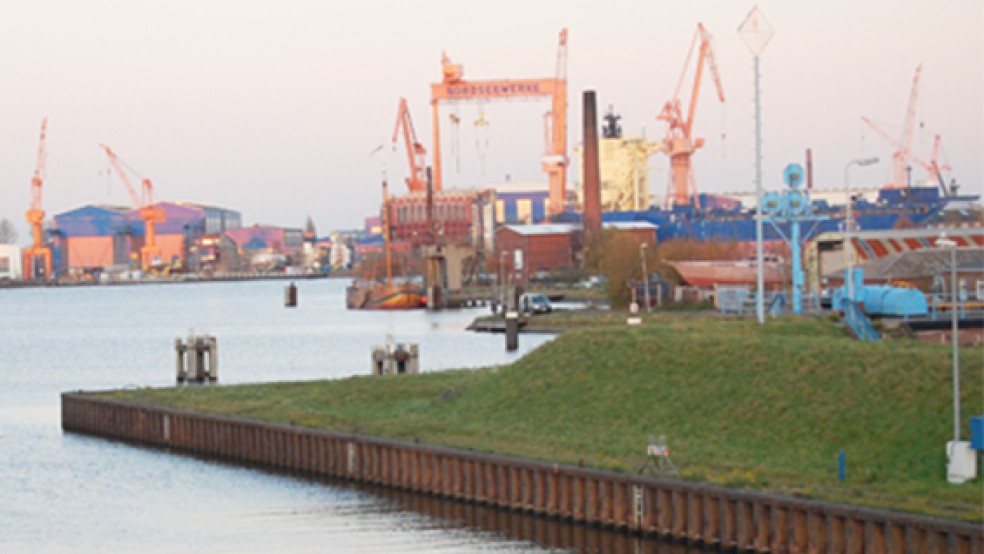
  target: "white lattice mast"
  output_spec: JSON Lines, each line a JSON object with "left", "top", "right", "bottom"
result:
{"left": 738, "top": 5, "right": 775, "bottom": 326}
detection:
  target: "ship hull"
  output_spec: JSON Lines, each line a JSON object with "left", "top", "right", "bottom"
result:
{"left": 561, "top": 186, "right": 975, "bottom": 245}
{"left": 346, "top": 282, "right": 424, "bottom": 310}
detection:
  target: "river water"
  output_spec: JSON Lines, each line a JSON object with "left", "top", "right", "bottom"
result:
{"left": 0, "top": 278, "right": 709, "bottom": 553}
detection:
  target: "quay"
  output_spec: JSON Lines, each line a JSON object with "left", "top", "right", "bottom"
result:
{"left": 62, "top": 392, "right": 982, "bottom": 553}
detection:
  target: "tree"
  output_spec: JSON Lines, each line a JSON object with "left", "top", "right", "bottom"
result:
{"left": 0, "top": 218, "right": 17, "bottom": 244}
{"left": 592, "top": 230, "right": 647, "bottom": 310}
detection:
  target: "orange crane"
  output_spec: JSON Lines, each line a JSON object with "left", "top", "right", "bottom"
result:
{"left": 860, "top": 118, "right": 951, "bottom": 193}
{"left": 99, "top": 144, "right": 166, "bottom": 271}
{"left": 431, "top": 28, "right": 568, "bottom": 215}
{"left": 656, "top": 23, "right": 725, "bottom": 208}
{"left": 861, "top": 65, "right": 940, "bottom": 189}
{"left": 392, "top": 97, "right": 429, "bottom": 194}
{"left": 23, "top": 118, "right": 52, "bottom": 279}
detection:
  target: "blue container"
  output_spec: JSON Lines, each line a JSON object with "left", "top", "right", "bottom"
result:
{"left": 971, "top": 415, "right": 984, "bottom": 451}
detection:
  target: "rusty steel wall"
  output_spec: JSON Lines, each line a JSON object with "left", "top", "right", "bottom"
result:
{"left": 62, "top": 393, "right": 983, "bottom": 554}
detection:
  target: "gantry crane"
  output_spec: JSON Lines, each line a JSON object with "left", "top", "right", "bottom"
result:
{"left": 656, "top": 23, "right": 725, "bottom": 209}
{"left": 23, "top": 118, "right": 52, "bottom": 279}
{"left": 99, "top": 144, "right": 166, "bottom": 271}
{"left": 861, "top": 65, "right": 944, "bottom": 190}
{"left": 392, "top": 98, "right": 429, "bottom": 194}
{"left": 431, "top": 28, "right": 568, "bottom": 215}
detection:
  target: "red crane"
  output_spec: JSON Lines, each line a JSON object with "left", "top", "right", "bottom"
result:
{"left": 657, "top": 23, "right": 725, "bottom": 208}
{"left": 23, "top": 118, "right": 52, "bottom": 279}
{"left": 392, "top": 97, "right": 429, "bottom": 194}
{"left": 860, "top": 117, "right": 951, "bottom": 193}
{"left": 99, "top": 144, "right": 166, "bottom": 271}
{"left": 861, "top": 65, "right": 924, "bottom": 189}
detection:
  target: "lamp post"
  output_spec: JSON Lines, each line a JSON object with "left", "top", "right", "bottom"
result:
{"left": 739, "top": 7, "right": 774, "bottom": 325}
{"left": 843, "top": 157, "right": 879, "bottom": 303}
{"left": 640, "top": 242, "right": 651, "bottom": 313}
{"left": 499, "top": 250, "right": 508, "bottom": 312}
{"left": 936, "top": 233, "right": 960, "bottom": 444}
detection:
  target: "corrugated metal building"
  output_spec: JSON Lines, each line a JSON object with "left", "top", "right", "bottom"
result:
{"left": 805, "top": 226, "right": 984, "bottom": 291}
{"left": 52, "top": 202, "right": 242, "bottom": 273}
{"left": 52, "top": 205, "right": 132, "bottom": 272}
{"left": 222, "top": 225, "right": 303, "bottom": 270}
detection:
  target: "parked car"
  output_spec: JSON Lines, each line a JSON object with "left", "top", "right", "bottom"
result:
{"left": 519, "top": 293, "right": 552, "bottom": 314}
{"left": 575, "top": 275, "right": 607, "bottom": 289}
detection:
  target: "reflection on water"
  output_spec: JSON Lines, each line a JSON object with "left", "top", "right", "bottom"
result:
{"left": 0, "top": 279, "right": 714, "bottom": 552}
{"left": 357, "top": 481, "right": 715, "bottom": 554}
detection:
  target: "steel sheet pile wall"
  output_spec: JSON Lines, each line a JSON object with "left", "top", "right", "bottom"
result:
{"left": 62, "top": 393, "right": 982, "bottom": 554}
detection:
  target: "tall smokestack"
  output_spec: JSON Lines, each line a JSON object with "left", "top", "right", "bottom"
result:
{"left": 582, "top": 90, "right": 602, "bottom": 239}
{"left": 806, "top": 148, "right": 814, "bottom": 190}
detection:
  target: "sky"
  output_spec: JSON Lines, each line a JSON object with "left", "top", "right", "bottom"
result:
{"left": 1, "top": 0, "right": 981, "bottom": 243}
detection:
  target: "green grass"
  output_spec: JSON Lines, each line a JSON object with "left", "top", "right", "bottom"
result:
{"left": 106, "top": 315, "right": 984, "bottom": 522}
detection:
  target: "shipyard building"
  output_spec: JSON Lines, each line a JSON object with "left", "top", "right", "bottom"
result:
{"left": 51, "top": 202, "right": 241, "bottom": 276}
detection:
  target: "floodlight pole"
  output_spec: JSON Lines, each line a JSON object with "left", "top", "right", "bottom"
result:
{"left": 641, "top": 242, "right": 651, "bottom": 312}
{"left": 937, "top": 234, "right": 960, "bottom": 443}
{"left": 843, "top": 157, "right": 879, "bottom": 304}
{"left": 753, "top": 55, "right": 765, "bottom": 324}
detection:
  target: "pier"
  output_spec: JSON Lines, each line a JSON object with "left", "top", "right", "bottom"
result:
{"left": 62, "top": 392, "right": 982, "bottom": 553}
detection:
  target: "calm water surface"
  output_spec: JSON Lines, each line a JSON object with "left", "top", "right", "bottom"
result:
{"left": 0, "top": 279, "right": 709, "bottom": 553}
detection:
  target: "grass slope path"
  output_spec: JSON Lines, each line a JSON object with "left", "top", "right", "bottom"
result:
{"left": 110, "top": 316, "right": 983, "bottom": 522}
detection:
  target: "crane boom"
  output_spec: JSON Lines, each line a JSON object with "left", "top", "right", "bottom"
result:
{"left": 862, "top": 65, "right": 924, "bottom": 188}
{"left": 392, "top": 98, "right": 429, "bottom": 194}
{"left": 30, "top": 118, "right": 48, "bottom": 212}
{"left": 897, "top": 65, "right": 922, "bottom": 178}
{"left": 657, "top": 23, "right": 726, "bottom": 208}
{"left": 684, "top": 24, "right": 725, "bottom": 138}
{"left": 99, "top": 144, "right": 166, "bottom": 271}
{"left": 100, "top": 144, "right": 142, "bottom": 206}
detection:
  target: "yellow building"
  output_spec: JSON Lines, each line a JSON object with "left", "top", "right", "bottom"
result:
{"left": 574, "top": 107, "right": 662, "bottom": 212}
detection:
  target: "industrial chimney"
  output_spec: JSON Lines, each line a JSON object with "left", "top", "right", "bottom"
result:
{"left": 582, "top": 90, "right": 602, "bottom": 239}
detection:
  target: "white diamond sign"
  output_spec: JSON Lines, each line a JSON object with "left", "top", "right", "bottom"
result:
{"left": 738, "top": 5, "right": 775, "bottom": 56}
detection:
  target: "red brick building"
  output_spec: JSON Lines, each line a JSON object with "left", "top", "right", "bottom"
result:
{"left": 495, "top": 222, "right": 656, "bottom": 282}
{"left": 496, "top": 224, "right": 578, "bottom": 280}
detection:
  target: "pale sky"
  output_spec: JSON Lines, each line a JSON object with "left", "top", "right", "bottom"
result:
{"left": 1, "top": 0, "right": 981, "bottom": 242}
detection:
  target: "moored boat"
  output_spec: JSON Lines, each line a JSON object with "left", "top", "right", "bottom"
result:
{"left": 346, "top": 280, "right": 425, "bottom": 310}
{"left": 347, "top": 174, "right": 425, "bottom": 310}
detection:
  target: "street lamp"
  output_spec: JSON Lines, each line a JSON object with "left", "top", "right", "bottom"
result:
{"left": 936, "top": 233, "right": 960, "bottom": 444}
{"left": 640, "top": 242, "right": 651, "bottom": 313}
{"left": 499, "top": 250, "right": 508, "bottom": 312}
{"left": 843, "top": 156, "right": 879, "bottom": 303}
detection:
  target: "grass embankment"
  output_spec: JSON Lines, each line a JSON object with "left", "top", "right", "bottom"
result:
{"left": 108, "top": 315, "right": 983, "bottom": 522}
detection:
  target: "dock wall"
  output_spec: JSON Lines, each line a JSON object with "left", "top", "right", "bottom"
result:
{"left": 62, "top": 393, "right": 982, "bottom": 553}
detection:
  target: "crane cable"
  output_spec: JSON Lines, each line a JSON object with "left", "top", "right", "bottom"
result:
{"left": 449, "top": 109, "right": 461, "bottom": 173}
{"left": 474, "top": 106, "right": 490, "bottom": 176}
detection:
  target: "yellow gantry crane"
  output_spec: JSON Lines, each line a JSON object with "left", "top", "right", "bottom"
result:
{"left": 23, "top": 118, "right": 52, "bottom": 279}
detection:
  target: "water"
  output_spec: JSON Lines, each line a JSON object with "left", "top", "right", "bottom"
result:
{"left": 0, "top": 279, "right": 707, "bottom": 553}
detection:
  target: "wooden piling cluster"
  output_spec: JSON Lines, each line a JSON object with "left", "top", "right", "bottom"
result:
{"left": 62, "top": 393, "right": 982, "bottom": 553}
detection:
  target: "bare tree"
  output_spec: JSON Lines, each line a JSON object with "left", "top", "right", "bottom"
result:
{"left": 0, "top": 218, "right": 17, "bottom": 244}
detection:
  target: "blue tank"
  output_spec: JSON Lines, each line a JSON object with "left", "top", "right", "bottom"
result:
{"left": 831, "top": 269, "right": 928, "bottom": 317}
